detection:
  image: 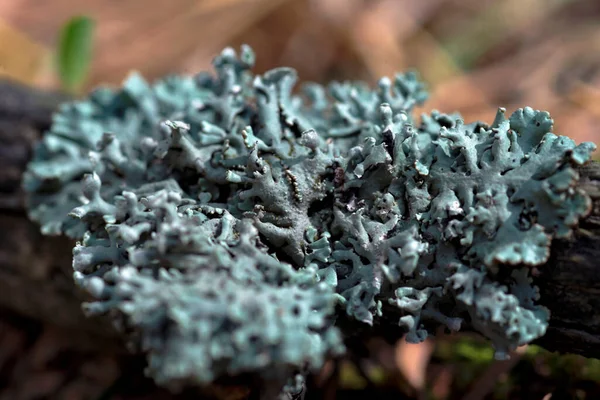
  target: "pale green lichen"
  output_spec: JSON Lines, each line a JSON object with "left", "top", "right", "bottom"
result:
{"left": 71, "top": 181, "right": 343, "bottom": 389}
{"left": 23, "top": 45, "right": 596, "bottom": 392}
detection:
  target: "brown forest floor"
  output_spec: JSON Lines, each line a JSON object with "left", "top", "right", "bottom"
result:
{"left": 1, "top": 1, "right": 600, "bottom": 399}
{"left": 2, "top": 0, "right": 600, "bottom": 145}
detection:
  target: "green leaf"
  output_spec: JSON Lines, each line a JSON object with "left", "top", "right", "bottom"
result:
{"left": 57, "top": 16, "right": 95, "bottom": 94}
{"left": 455, "top": 340, "right": 495, "bottom": 363}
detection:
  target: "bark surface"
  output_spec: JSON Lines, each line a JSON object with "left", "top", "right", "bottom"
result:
{"left": 1, "top": 78, "right": 599, "bottom": 361}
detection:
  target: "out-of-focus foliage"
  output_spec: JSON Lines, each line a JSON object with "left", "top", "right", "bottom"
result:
{"left": 56, "top": 15, "right": 95, "bottom": 94}
{"left": 428, "top": 337, "right": 600, "bottom": 399}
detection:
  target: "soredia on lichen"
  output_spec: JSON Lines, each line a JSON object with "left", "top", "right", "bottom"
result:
{"left": 24, "top": 44, "right": 597, "bottom": 391}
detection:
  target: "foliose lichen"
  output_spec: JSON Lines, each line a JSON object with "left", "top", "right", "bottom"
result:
{"left": 23, "top": 45, "right": 597, "bottom": 392}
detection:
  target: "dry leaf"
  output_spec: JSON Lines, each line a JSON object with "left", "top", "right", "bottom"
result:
{"left": 396, "top": 339, "right": 435, "bottom": 390}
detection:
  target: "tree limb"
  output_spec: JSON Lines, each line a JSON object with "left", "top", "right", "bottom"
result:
{"left": 535, "top": 161, "right": 600, "bottom": 357}
{"left": 1, "top": 77, "right": 600, "bottom": 361}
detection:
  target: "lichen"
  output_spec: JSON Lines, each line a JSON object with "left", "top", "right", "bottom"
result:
{"left": 23, "top": 45, "right": 597, "bottom": 391}
{"left": 71, "top": 181, "right": 343, "bottom": 389}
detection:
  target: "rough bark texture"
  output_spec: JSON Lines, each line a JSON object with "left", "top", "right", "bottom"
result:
{"left": 1, "top": 77, "right": 600, "bottom": 362}
{"left": 535, "top": 162, "right": 600, "bottom": 358}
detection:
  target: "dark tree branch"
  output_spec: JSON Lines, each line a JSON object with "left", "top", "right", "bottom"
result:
{"left": 1, "top": 78, "right": 600, "bottom": 362}
{"left": 535, "top": 161, "right": 600, "bottom": 357}
{"left": 0, "top": 78, "right": 119, "bottom": 345}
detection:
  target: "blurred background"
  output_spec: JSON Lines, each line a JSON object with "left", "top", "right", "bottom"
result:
{"left": 2, "top": 0, "right": 600, "bottom": 145}
{"left": 1, "top": 0, "right": 600, "bottom": 399}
